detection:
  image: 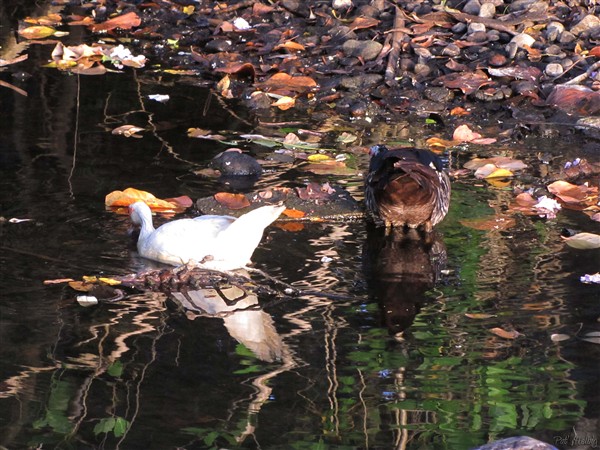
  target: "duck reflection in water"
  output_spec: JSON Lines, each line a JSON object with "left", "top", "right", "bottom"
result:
{"left": 363, "top": 226, "right": 447, "bottom": 336}
{"left": 171, "top": 286, "right": 285, "bottom": 363}
{"left": 363, "top": 145, "right": 450, "bottom": 335}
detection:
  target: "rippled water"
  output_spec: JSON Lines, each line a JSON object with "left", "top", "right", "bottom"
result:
{"left": 1, "top": 16, "right": 599, "bottom": 450}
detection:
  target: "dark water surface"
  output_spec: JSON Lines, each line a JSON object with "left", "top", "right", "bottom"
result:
{"left": 1, "top": 25, "right": 600, "bottom": 450}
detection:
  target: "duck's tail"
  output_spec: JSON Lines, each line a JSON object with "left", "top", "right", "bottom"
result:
{"left": 212, "top": 204, "right": 286, "bottom": 268}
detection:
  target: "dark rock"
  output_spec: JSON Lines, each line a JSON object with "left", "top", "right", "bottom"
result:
{"left": 463, "top": 0, "right": 481, "bottom": 15}
{"left": 424, "top": 86, "right": 454, "bottom": 103}
{"left": 340, "top": 74, "right": 384, "bottom": 90}
{"left": 205, "top": 39, "right": 233, "bottom": 53}
{"left": 209, "top": 150, "right": 262, "bottom": 177}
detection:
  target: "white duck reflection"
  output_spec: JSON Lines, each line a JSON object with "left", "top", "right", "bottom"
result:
{"left": 171, "top": 286, "right": 284, "bottom": 362}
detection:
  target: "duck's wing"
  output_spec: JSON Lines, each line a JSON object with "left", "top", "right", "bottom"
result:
{"left": 139, "top": 217, "right": 235, "bottom": 266}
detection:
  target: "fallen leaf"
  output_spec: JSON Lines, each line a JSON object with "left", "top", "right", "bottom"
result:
{"left": 24, "top": 13, "right": 62, "bottom": 26}
{"left": 18, "top": 25, "right": 56, "bottom": 39}
{"left": 112, "top": 125, "right": 145, "bottom": 137}
{"left": 43, "top": 278, "right": 76, "bottom": 285}
{"left": 259, "top": 72, "right": 318, "bottom": 94}
{"left": 484, "top": 168, "right": 513, "bottom": 179}
{"left": 550, "top": 334, "right": 571, "bottom": 342}
{"left": 454, "top": 124, "right": 482, "bottom": 142}
{"left": 547, "top": 180, "right": 598, "bottom": 204}
{"left": 489, "top": 327, "right": 521, "bottom": 339}
{"left": 274, "top": 41, "right": 306, "bottom": 52}
{"left": 562, "top": 232, "right": 600, "bottom": 249}
{"left": 437, "top": 70, "right": 493, "bottom": 95}
{"left": 275, "top": 222, "right": 305, "bottom": 232}
{"left": 460, "top": 215, "right": 515, "bottom": 231}
{"left": 213, "top": 192, "right": 251, "bottom": 209}
{"left": 89, "top": 11, "right": 141, "bottom": 33}
{"left": 164, "top": 196, "right": 194, "bottom": 209}
{"left": 465, "top": 313, "right": 495, "bottom": 319}
{"left": 69, "top": 281, "right": 94, "bottom": 292}
{"left": 272, "top": 96, "right": 296, "bottom": 110}
{"left": 546, "top": 85, "right": 600, "bottom": 116}
{"left": 105, "top": 188, "right": 181, "bottom": 210}
{"left": 282, "top": 208, "right": 306, "bottom": 218}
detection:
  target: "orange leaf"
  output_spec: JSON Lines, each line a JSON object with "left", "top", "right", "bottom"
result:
{"left": 105, "top": 188, "right": 179, "bottom": 210}
{"left": 164, "top": 196, "right": 194, "bottom": 209}
{"left": 213, "top": 192, "right": 251, "bottom": 209}
{"left": 282, "top": 208, "right": 306, "bottom": 218}
{"left": 260, "top": 72, "right": 317, "bottom": 94}
{"left": 89, "top": 11, "right": 141, "bottom": 32}
{"left": 453, "top": 124, "right": 482, "bottom": 142}
{"left": 464, "top": 313, "right": 495, "bottom": 319}
{"left": 275, "top": 222, "right": 305, "bottom": 232}
{"left": 450, "top": 107, "right": 470, "bottom": 116}
{"left": 489, "top": 327, "right": 521, "bottom": 339}
{"left": 18, "top": 25, "right": 56, "bottom": 39}
{"left": 274, "top": 41, "right": 306, "bottom": 52}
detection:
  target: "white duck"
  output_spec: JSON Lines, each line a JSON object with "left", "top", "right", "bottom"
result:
{"left": 128, "top": 201, "right": 285, "bottom": 270}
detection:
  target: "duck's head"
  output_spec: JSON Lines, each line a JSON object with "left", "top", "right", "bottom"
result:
{"left": 128, "top": 201, "right": 151, "bottom": 226}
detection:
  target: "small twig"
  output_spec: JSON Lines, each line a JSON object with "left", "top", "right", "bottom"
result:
{"left": 385, "top": 6, "right": 405, "bottom": 85}
{"left": 562, "top": 60, "right": 600, "bottom": 85}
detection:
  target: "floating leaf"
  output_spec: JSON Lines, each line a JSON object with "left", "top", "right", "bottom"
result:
{"left": 282, "top": 208, "right": 306, "bottom": 218}
{"left": 18, "top": 25, "right": 56, "bottom": 39}
{"left": 547, "top": 180, "right": 598, "bottom": 205}
{"left": 213, "top": 192, "right": 251, "bottom": 209}
{"left": 272, "top": 96, "right": 296, "bottom": 110}
{"left": 580, "top": 273, "right": 600, "bottom": 284}
{"left": 274, "top": 41, "right": 306, "bottom": 52}
{"left": 77, "top": 295, "right": 99, "bottom": 307}
{"left": 259, "top": 72, "right": 317, "bottom": 94}
{"left": 562, "top": 232, "right": 600, "bottom": 249}
{"left": 460, "top": 215, "right": 515, "bottom": 231}
{"left": 465, "top": 313, "right": 495, "bottom": 319}
{"left": 44, "top": 278, "right": 75, "bottom": 285}
{"left": 111, "top": 125, "right": 145, "bottom": 138}
{"left": 105, "top": 188, "right": 182, "bottom": 211}
{"left": 580, "top": 331, "right": 600, "bottom": 345}
{"left": 24, "top": 13, "right": 62, "bottom": 26}
{"left": 69, "top": 281, "right": 94, "bottom": 292}
{"left": 484, "top": 168, "right": 513, "bottom": 179}
{"left": 89, "top": 11, "right": 141, "bottom": 33}
{"left": 489, "top": 327, "right": 521, "bottom": 339}
{"left": 550, "top": 334, "right": 571, "bottom": 342}
{"left": 98, "top": 277, "right": 121, "bottom": 286}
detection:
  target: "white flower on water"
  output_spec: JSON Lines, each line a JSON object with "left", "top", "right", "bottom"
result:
{"left": 533, "top": 196, "right": 561, "bottom": 219}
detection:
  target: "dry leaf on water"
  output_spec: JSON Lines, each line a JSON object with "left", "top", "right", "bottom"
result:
{"left": 105, "top": 188, "right": 189, "bottom": 211}
{"left": 213, "top": 192, "right": 251, "bottom": 209}
{"left": 89, "top": 11, "right": 141, "bottom": 33}
{"left": 562, "top": 232, "right": 600, "bottom": 250}
{"left": 489, "top": 327, "right": 521, "bottom": 339}
{"left": 547, "top": 180, "right": 598, "bottom": 205}
{"left": 282, "top": 208, "right": 306, "bottom": 218}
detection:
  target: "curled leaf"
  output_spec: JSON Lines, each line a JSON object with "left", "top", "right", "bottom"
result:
{"left": 562, "top": 232, "right": 600, "bottom": 249}
{"left": 489, "top": 327, "right": 521, "bottom": 339}
{"left": 213, "top": 192, "right": 251, "bottom": 209}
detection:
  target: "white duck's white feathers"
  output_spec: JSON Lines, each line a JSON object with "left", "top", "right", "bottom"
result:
{"left": 129, "top": 201, "right": 285, "bottom": 270}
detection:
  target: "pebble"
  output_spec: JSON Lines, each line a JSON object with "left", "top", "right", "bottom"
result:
{"left": 488, "top": 52, "right": 507, "bottom": 66}
{"left": 424, "top": 86, "right": 454, "bottom": 103}
{"left": 442, "top": 43, "right": 461, "bottom": 57}
{"left": 510, "top": 33, "right": 535, "bottom": 49}
{"left": 545, "top": 63, "right": 564, "bottom": 77}
{"left": 340, "top": 74, "right": 383, "bottom": 90}
{"left": 342, "top": 39, "right": 383, "bottom": 61}
{"left": 462, "top": 0, "right": 481, "bottom": 15}
{"left": 545, "top": 21, "right": 565, "bottom": 42}
{"left": 332, "top": 0, "right": 353, "bottom": 10}
{"left": 571, "top": 14, "right": 600, "bottom": 36}
{"left": 479, "top": 2, "right": 496, "bottom": 18}
{"left": 205, "top": 39, "right": 232, "bottom": 53}
{"left": 468, "top": 22, "right": 486, "bottom": 34}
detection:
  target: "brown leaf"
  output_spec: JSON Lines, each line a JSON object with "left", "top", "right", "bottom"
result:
{"left": 89, "top": 11, "right": 141, "bottom": 32}
{"left": 213, "top": 62, "right": 255, "bottom": 81}
{"left": 164, "top": 196, "right": 194, "bottom": 209}
{"left": 24, "top": 13, "right": 62, "bottom": 26}
{"left": 460, "top": 215, "right": 515, "bottom": 231}
{"left": 347, "top": 16, "right": 380, "bottom": 31}
{"left": 547, "top": 85, "right": 600, "bottom": 116}
{"left": 547, "top": 180, "right": 597, "bottom": 204}
{"left": 487, "top": 66, "right": 541, "bottom": 83}
{"left": 213, "top": 192, "right": 251, "bottom": 209}
{"left": 259, "top": 72, "right": 318, "bottom": 94}
{"left": 489, "top": 327, "right": 521, "bottom": 339}
{"left": 437, "top": 70, "right": 493, "bottom": 95}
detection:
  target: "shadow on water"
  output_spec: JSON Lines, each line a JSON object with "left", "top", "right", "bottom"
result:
{"left": 1, "top": 10, "right": 599, "bottom": 450}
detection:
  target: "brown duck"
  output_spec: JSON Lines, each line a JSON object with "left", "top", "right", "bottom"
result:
{"left": 365, "top": 145, "right": 451, "bottom": 232}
